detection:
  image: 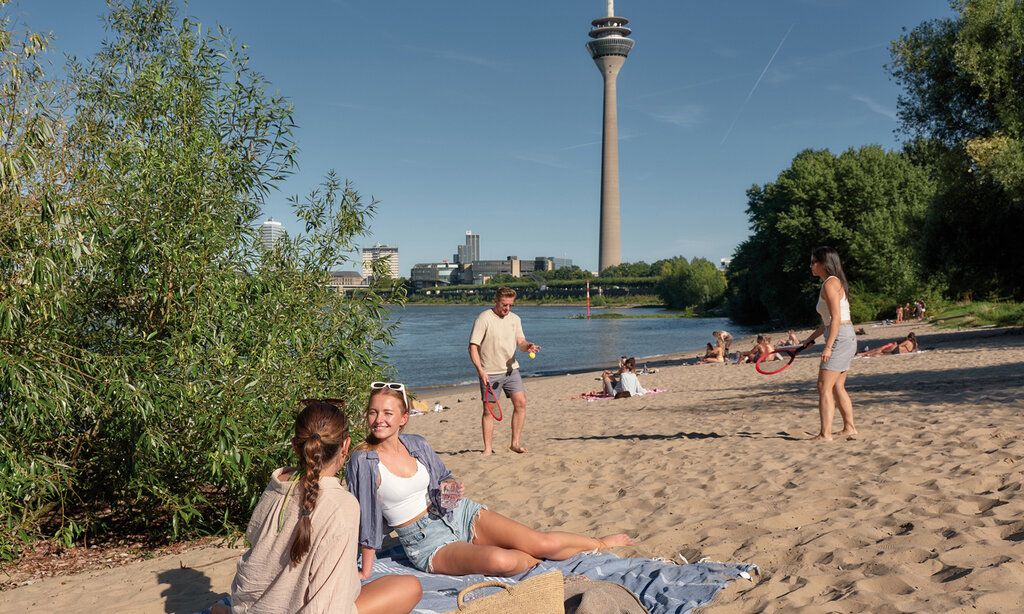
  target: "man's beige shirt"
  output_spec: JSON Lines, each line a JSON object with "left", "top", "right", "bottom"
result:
{"left": 469, "top": 309, "right": 524, "bottom": 375}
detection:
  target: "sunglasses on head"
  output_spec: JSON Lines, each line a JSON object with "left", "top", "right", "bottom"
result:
{"left": 370, "top": 381, "right": 409, "bottom": 408}
{"left": 299, "top": 398, "right": 346, "bottom": 410}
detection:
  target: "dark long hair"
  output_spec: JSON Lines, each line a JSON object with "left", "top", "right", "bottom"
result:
{"left": 811, "top": 246, "right": 850, "bottom": 298}
{"left": 290, "top": 399, "right": 349, "bottom": 565}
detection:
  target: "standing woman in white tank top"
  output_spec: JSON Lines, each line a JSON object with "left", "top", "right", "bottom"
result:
{"left": 802, "top": 246, "right": 859, "bottom": 442}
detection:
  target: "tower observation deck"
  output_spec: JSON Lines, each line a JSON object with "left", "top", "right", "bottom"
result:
{"left": 586, "top": 1, "right": 634, "bottom": 273}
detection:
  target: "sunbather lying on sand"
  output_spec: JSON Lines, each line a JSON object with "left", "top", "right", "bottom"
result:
{"left": 859, "top": 332, "right": 918, "bottom": 356}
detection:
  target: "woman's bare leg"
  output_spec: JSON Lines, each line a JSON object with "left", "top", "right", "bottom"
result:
{"left": 473, "top": 509, "right": 632, "bottom": 560}
{"left": 430, "top": 541, "right": 540, "bottom": 577}
{"left": 356, "top": 575, "right": 421, "bottom": 614}
{"left": 814, "top": 368, "right": 843, "bottom": 441}
{"left": 833, "top": 371, "right": 857, "bottom": 436}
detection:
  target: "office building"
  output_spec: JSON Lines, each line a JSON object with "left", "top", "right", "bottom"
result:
{"left": 258, "top": 218, "right": 285, "bottom": 251}
{"left": 454, "top": 231, "right": 480, "bottom": 264}
{"left": 410, "top": 262, "right": 460, "bottom": 288}
{"left": 326, "top": 270, "right": 364, "bottom": 292}
{"left": 361, "top": 244, "right": 399, "bottom": 279}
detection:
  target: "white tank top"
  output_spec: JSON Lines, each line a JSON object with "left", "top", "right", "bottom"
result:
{"left": 377, "top": 460, "right": 429, "bottom": 526}
{"left": 816, "top": 276, "right": 851, "bottom": 326}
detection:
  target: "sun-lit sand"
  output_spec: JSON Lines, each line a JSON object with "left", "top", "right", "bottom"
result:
{"left": 3, "top": 322, "right": 1023, "bottom": 613}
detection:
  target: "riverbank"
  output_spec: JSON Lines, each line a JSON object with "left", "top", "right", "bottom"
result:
{"left": 3, "top": 321, "right": 1023, "bottom": 612}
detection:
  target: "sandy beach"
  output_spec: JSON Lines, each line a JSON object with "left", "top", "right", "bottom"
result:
{"left": 2, "top": 322, "right": 1023, "bottom": 613}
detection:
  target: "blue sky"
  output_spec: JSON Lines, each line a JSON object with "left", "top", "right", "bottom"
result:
{"left": 16, "top": 1, "right": 953, "bottom": 275}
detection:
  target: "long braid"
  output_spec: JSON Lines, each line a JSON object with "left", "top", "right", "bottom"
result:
{"left": 289, "top": 400, "right": 349, "bottom": 565}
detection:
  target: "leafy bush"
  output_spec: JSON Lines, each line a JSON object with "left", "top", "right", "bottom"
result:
{"left": 658, "top": 258, "right": 727, "bottom": 310}
{"left": 0, "top": 0, "right": 400, "bottom": 558}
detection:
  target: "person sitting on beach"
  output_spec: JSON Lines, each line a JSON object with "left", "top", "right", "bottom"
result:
{"left": 220, "top": 399, "right": 421, "bottom": 614}
{"left": 346, "top": 384, "right": 635, "bottom": 578}
{"left": 702, "top": 343, "right": 717, "bottom": 359}
{"left": 701, "top": 341, "right": 726, "bottom": 363}
{"left": 784, "top": 330, "right": 800, "bottom": 347}
{"left": 739, "top": 335, "right": 776, "bottom": 364}
{"left": 859, "top": 332, "right": 919, "bottom": 357}
{"left": 602, "top": 357, "right": 648, "bottom": 398}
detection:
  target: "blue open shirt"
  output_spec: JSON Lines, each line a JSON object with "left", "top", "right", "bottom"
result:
{"left": 345, "top": 433, "right": 454, "bottom": 550}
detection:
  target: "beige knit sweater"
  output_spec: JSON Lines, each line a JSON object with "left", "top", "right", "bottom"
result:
{"left": 231, "top": 468, "right": 361, "bottom": 613}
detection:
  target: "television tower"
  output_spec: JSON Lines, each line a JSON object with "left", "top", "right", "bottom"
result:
{"left": 587, "top": 0, "right": 633, "bottom": 272}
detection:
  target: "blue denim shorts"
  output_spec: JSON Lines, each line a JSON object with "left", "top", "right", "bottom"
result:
{"left": 394, "top": 498, "right": 486, "bottom": 572}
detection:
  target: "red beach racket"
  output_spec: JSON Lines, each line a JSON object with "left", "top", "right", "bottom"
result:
{"left": 483, "top": 383, "right": 503, "bottom": 421}
{"left": 755, "top": 340, "right": 814, "bottom": 375}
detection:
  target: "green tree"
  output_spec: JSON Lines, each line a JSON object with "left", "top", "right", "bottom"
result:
{"left": 889, "top": 0, "right": 1024, "bottom": 299}
{"left": 657, "top": 257, "right": 726, "bottom": 310}
{"left": 0, "top": 0, "right": 400, "bottom": 556}
{"left": 599, "top": 261, "right": 655, "bottom": 278}
{"left": 727, "top": 146, "right": 935, "bottom": 324}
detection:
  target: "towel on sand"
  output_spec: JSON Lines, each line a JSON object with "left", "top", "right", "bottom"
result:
{"left": 368, "top": 545, "right": 757, "bottom": 614}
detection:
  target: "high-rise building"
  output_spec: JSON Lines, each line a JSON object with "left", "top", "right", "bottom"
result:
{"left": 586, "top": 0, "right": 634, "bottom": 272}
{"left": 464, "top": 231, "right": 480, "bottom": 263}
{"left": 455, "top": 231, "right": 480, "bottom": 265}
{"left": 259, "top": 218, "right": 285, "bottom": 251}
{"left": 362, "top": 244, "right": 400, "bottom": 279}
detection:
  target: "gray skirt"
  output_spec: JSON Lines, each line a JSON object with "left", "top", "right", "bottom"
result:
{"left": 821, "top": 324, "right": 856, "bottom": 372}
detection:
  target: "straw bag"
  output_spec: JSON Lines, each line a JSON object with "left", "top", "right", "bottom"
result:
{"left": 445, "top": 570, "right": 564, "bottom": 614}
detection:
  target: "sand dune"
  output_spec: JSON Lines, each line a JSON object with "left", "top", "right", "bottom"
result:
{"left": 2, "top": 323, "right": 1022, "bottom": 613}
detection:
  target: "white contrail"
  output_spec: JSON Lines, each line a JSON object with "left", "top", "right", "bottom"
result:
{"left": 721, "top": 23, "right": 795, "bottom": 146}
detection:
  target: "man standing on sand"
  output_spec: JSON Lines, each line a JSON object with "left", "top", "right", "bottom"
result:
{"left": 468, "top": 287, "right": 540, "bottom": 456}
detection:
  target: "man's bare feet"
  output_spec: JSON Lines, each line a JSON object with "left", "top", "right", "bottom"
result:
{"left": 839, "top": 428, "right": 859, "bottom": 439}
{"left": 482, "top": 449, "right": 494, "bottom": 456}
{"left": 810, "top": 433, "right": 833, "bottom": 442}
{"left": 597, "top": 534, "right": 636, "bottom": 548}
{"left": 509, "top": 444, "right": 528, "bottom": 454}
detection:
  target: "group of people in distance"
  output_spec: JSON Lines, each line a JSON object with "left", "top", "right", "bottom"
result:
{"left": 211, "top": 246, "right": 870, "bottom": 612}
{"left": 895, "top": 300, "right": 927, "bottom": 323}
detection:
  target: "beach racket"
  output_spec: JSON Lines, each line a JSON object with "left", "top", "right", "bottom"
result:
{"left": 755, "top": 340, "right": 814, "bottom": 375}
{"left": 483, "top": 382, "right": 503, "bottom": 421}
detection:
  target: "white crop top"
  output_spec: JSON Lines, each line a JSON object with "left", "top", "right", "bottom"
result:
{"left": 377, "top": 460, "right": 430, "bottom": 526}
{"left": 816, "top": 276, "right": 851, "bottom": 326}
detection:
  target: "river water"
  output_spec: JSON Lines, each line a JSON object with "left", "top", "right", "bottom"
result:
{"left": 382, "top": 305, "right": 753, "bottom": 388}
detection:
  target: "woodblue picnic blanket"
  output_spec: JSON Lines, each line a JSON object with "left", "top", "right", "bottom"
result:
{"left": 368, "top": 544, "right": 758, "bottom": 614}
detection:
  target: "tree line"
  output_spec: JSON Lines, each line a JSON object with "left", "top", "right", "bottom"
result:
{"left": 727, "top": 0, "right": 1024, "bottom": 324}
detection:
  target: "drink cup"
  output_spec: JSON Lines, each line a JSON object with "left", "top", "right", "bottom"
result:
{"left": 440, "top": 480, "right": 462, "bottom": 510}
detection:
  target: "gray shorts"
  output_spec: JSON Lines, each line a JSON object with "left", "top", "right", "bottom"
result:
{"left": 393, "top": 498, "right": 487, "bottom": 572}
{"left": 480, "top": 369, "right": 524, "bottom": 400}
{"left": 821, "top": 324, "right": 856, "bottom": 372}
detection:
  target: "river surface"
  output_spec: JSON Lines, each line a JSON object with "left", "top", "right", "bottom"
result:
{"left": 383, "top": 305, "right": 753, "bottom": 388}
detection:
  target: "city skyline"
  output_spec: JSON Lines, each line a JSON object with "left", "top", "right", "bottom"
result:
{"left": 26, "top": 1, "right": 955, "bottom": 277}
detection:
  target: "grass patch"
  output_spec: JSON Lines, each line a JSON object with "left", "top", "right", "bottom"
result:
{"left": 930, "top": 301, "right": 1024, "bottom": 328}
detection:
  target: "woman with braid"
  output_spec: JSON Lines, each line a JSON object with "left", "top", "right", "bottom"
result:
{"left": 224, "top": 399, "right": 421, "bottom": 613}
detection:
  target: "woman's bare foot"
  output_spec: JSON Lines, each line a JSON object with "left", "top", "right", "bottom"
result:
{"left": 839, "top": 428, "right": 859, "bottom": 438}
{"left": 509, "top": 444, "right": 528, "bottom": 454}
{"left": 810, "top": 433, "right": 833, "bottom": 442}
{"left": 597, "top": 534, "right": 636, "bottom": 548}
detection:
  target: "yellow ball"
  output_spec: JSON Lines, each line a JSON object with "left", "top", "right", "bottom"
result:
{"left": 528, "top": 352, "right": 536, "bottom": 359}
